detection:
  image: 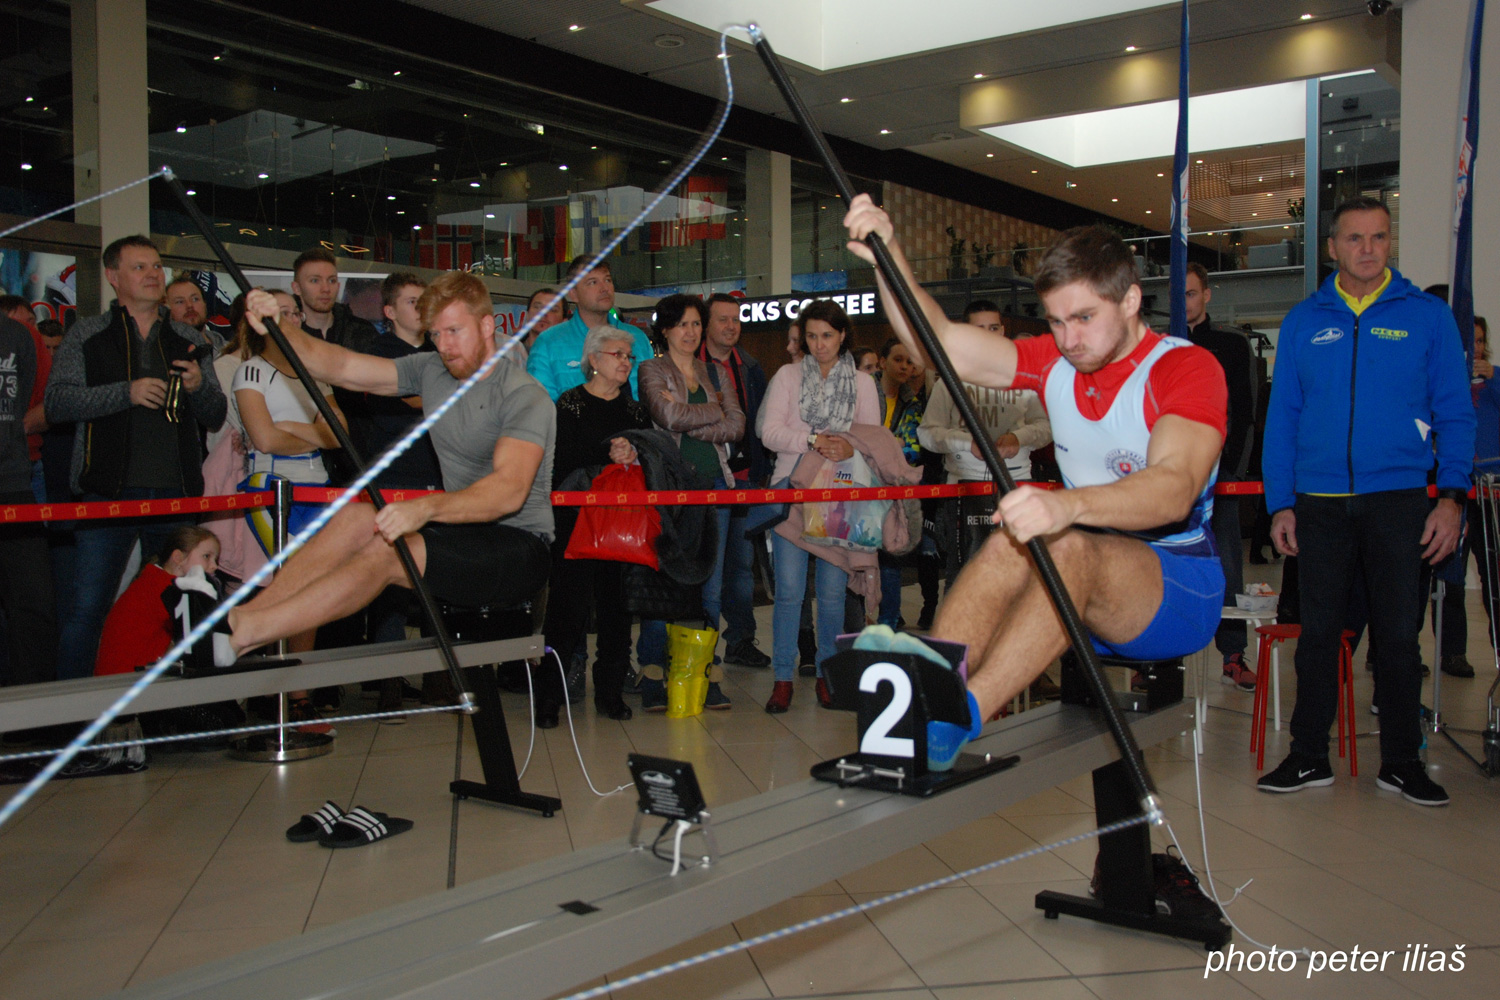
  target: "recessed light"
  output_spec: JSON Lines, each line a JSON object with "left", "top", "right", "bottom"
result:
{"left": 393, "top": 70, "right": 402, "bottom": 77}
{"left": 175, "top": 125, "right": 187, "bottom": 134}
{"left": 1266, "top": 192, "right": 1273, "bottom": 196}
{"left": 23, "top": 96, "right": 32, "bottom": 103}
{"left": 1157, "top": 172, "right": 1165, "bottom": 177}
{"left": 1300, "top": 13, "right": 1313, "bottom": 20}
{"left": 257, "top": 172, "right": 269, "bottom": 179}
{"left": 396, "top": 210, "right": 404, "bottom": 215}
{"left": 1030, "top": 169, "right": 1038, "bottom": 174}
{"left": 974, "top": 73, "right": 985, "bottom": 79}
{"left": 1195, "top": 159, "right": 1203, "bottom": 164}
{"left": 186, "top": 189, "right": 196, "bottom": 195}
{"left": 20, "top": 163, "right": 32, "bottom": 171}
{"left": 840, "top": 97, "right": 852, "bottom": 103}
{"left": 212, "top": 54, "right": 221, "bottom": 61}
{"left": 387, "top": 195, "right": 396, "bottom": 200}
{"left": 721, "top": 156, "right": 728, "bottom": 160}
{"left": 1111, "top": 198, "right": 1119, "bottom": 202}
{"left": 559, "top": 164, "right": 568, "bottom": 171}
{"left": 1144, "top": 209, "right": 1152, "bottom": 214}
{"left": 654, "top": 33, "right": 684, "bottom": 48}
{"left": 1125, "top": 45, "right": 1137, "bottom": 52}
{"left": 568, "top": 24, "right": 581, "bottom": 31}
{"left": 986, "top": 153, "right": 994, "bottom": 158}
{"left": 413, "top": 224, "right": 422, "bottom": 230}
{"left": 469, "top": 181, "right": 480, "bottom": 188}
{"left": 486, "top": 213, "right": 495, "bottom": 219}
{"left": 880, "top": 129, "right": 891, "bottom": 134}
{"left": 1393, "top": 192, "right": 1399, "bottom": 197}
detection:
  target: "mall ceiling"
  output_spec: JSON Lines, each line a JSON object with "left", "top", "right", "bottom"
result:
{"left": 399, "top": 0, "right": 1395, "bottom": 231}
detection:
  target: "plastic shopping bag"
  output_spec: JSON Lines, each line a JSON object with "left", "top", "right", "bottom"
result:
{"left": 565, "top": 463, "right": 661, "bottom": 568}
{"left": 801, "top": 452, "right": 891, "bottom": 551}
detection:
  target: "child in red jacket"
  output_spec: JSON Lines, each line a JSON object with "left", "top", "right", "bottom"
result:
{"left": 95, "top": 527, "right": 221, "bottom": 676}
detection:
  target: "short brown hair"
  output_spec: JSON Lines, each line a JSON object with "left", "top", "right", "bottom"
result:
{"left": 1329, "top": 197, "right": 1390, "bottom": 237}
{"left": 165, "top": 275, "right": 201, "bottom": 296}
{"left": 381, "top": 272, "right": 425, "bottom": 309}
{"left": 292, "top": 247, "right": 337, "bottom": 277}
{"left": 419, "top": 271, "right": 492, "bottom": 329}
{"left": 102, "top": 235, "right": 157, "bottom": 270}
{"left": 565, "top": 254, "right": 611, "bottom": 281}
{"left": 1033, "top": 226, "right": 1138, "bottom": 304}
{"left": 1185, "top": 262, "right": 1209, "bottom": 287}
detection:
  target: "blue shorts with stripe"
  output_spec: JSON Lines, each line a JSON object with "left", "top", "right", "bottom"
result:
{"left": 1089, "top": 545, "right": 1225, "bottom": 661}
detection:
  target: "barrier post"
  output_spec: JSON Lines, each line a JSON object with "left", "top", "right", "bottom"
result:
{"left": 229, "top": 477, "right": 334, "bottom": 762}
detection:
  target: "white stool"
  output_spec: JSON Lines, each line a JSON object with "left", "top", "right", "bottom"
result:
{"left": 1191, "top": 606, "right": 1275, "bottom": 754}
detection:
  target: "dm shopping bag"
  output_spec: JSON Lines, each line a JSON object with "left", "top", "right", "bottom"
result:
{"left": 801, "top": 451, "right": 891, "bottom": 552}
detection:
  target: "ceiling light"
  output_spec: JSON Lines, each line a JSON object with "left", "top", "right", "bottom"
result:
{"left": 186, "top": 189, "right": 195, "bottom": 195}
{"left": 1065, "top": 181, "right": 1077, "bottom": 188}
{"left": 387, "top": 195, "right": 396, "bottom": 200}
{"left": 470, "top": 181, "right": 481, "bottom": 188}
{"left": 1252, "top": 212, "right": 1258, "bottom": 216}
{"left": 1144, "top": 209, "right": 1152, "bottom": 213}
{"left": 486, "top": 213, "right": 495, "bottom": 218}
{"left": 175, "top": 125, "right": 187, "bottom": 133}
{"left": 257, "top": 172, "right": 269, "bottom": 179}
{"left": 212, "top": 54, "right": 221, "bottom": 61}
{"left": 880, "top": 129, "right": 891, "bottom": 134}
{"left": 839, "top": 97, "right": 852, "bottom": 103}
{"left": 20, "top": 163, "right": 32, "bottom": 171}
{"left": 1393, "top": 192, "right": 1399, "bottom": 197}
{"left": 974, "top": 73, "right": 985, "bottom": 79}
{"left": 393, "top": 70, "right": 401, "bottom": 76}
{"left": 1300, "top": 13, "right": 1313, "bottom": 20}
{"left": 1196, "top": 159, "right": 1204, "bottom": 164}
{"left": 986, "top": 152, "right": 994, "bottom": 157}
{"left": 499, "top": 162, "right": 508, "bottom": 167}
{"left": 413, "top": 224, "right": 422, "bottom": 230}
{"left": 23, "top": 96, "right": 32, "bottom": 103}
{"left": 569, "top": 24, "right": 581, "bottom": 31}
{"left": 1266, "top": 192, "right": 1273, "bottom": 196}
{"left": 1111, "top": 198, "right": 1119, "bottom": 202}
{"left": 1030, "top": 169, "right": 1038, "bottom": 173}
{"left": 655, "top": 33, "right": 684, "bottom": 47}
{"left": 721, "top": 156, "right": 728, "bottom": 160}
{"left": 396, "top": 210, "right": 405, "bottom": 214}
{"left": 1125, "top": 45, "right": 1137, "bottom": 52}
{"left": 559, "top": 164, "right": 568, "bottom": 171}
{"left": 1157, "top": 172, "right": 1165, "bottom": 177}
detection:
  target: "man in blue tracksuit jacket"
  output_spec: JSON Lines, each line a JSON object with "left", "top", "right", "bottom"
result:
{"left": 1261, "top": 197, "right": 1474, "bottom": 805}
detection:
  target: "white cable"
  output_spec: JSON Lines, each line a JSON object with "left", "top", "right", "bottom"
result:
{"left": 1160, "top": 722, "right": 1313, "bottom": 957}
{"left": 669, "top": 819, "right": 691, "bottom": 876}
{"left": 517, "top": 655, "right": 537, "bottom": 780}
{"left": 550, "top": 648, "right": 631, "bottom": 798}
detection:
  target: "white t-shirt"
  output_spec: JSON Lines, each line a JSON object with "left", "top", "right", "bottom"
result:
{"left": 231, "top": 356, "right": 329, "bottom": 483}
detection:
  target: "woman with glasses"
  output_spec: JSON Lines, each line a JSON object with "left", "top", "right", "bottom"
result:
{"left": 636, "top": 294, "right": 745, "bottom": 711}
{"left": 540, "top": 327, "right": 653, "bottom": 726}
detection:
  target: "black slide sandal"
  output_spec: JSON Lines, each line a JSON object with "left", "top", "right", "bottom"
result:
{"left": 318, "top": 807, "right": 413, "bottom": 848}
{"left": 285, "top": 801, "right": 344, "bottom": 843}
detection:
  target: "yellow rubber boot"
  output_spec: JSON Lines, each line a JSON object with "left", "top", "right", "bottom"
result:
{"left": 665, "top": 624, "right": 718, "bottom": 718}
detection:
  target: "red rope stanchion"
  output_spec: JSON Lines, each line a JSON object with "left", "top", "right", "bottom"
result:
{"left": 0, "top": 492, "right": 273, "bottom": 524}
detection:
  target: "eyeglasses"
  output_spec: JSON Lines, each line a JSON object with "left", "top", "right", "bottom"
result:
{"left": 597, "top": 350, "right": 635, "bottom": 363}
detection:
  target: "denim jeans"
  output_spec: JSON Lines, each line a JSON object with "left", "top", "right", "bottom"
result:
{"left": 771, "top": 532, "right": 848, "bottom": 682}
{"left": 699, "top": 477, "right": 734, "bottom": 636}
{"left": 56, "top": 488, "right": 195, "bottom": 680}
{"left": 719, "top": 509, "right": 759, "bottom": 647}
{"left": 1291, "top": 490, "right": 1428, "bottom": 765}
{"left": 638, "top": 619, "right": 667, "bottom": 669}
{"left": 878, "top": 553, "right": 904, "bottom": 627}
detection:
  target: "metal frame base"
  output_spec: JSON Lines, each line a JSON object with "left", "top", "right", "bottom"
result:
{"left": 227, "top": 731, "right": 334, "bottom": 762}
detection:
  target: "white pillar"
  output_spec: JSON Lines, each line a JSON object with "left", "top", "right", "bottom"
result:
{"left": 1399, "top": 0, "right": 1500, "bottom": 317}
{"left": 745, "top": 149, "right": 791, "bottom": 296}
{"left": 70, "top": 0, "right": 150, "bottom": 314}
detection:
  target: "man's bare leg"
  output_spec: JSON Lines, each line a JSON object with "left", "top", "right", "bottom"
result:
{"left": 933, "top": 530, "right": 1164, "bottom": 719}
{"left": 930, "top": 529, "right": 1037, "bottom": 664}
{"left": 231, "top": 533, "right": 428, "bottom": 654}
{"left": 241, "top": 504, "right": 385, "bottom": 612}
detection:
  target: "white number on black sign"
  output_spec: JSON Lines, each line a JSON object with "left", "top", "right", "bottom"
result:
{"left": 858, "top": 662, "right": 914, "bottom": 758}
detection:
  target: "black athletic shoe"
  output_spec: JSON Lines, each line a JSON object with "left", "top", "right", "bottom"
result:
{"left": 723, "top": 639, "right": 771, "bottom": 668}
{"left": 1376, "top": 761, "right": 1449, "bottom": 806}
{"left": 916, "top": 603, "right": 937, "bottom": 631}
{"left": 1441, "top": 655, "right": 1475, "bottom": 678}
{"left": 1153, "top": 846, "right": 1223, "bottom": 921}
{"left": 1257, "top": 754, "right": 1334, "bottom": 793}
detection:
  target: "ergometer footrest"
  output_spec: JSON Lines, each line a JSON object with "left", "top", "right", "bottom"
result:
{"left": 810, "top": 648, "right": 1017, "bottom": 797}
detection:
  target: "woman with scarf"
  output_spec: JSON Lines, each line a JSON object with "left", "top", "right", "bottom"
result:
{"left": 759, "top": 300, "right": 880, "bottom": 712}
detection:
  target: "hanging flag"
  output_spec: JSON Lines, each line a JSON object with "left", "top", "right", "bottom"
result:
{"left": 1168, "top": 0, "right": 1190, "bottom": 341}
{"left": 1452, "top": 0, "right": 1485, "bottom": 373}
{"left": 569, "top": 192, "right": 603, "bottom": 257}
{"left": 684, "top": 175, "right": 729, "bottom": 241}
{"left": 516, "top": 205, "right": 570, "bottom": 267}
{"left": 414, "top": 224, "right": 475, "bottom": 270}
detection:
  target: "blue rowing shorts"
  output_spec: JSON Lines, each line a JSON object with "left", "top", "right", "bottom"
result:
{"left": 1090, "top": 545, "right": 1224, "bottom": 661}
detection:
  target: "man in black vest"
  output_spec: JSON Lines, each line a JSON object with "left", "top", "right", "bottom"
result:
{"left": 45, "top": 235, "right": 226, "bottom": 679}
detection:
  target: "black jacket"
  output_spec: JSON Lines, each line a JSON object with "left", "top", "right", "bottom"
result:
{"left": 698, "top": 344, "right": 770, "bottom": 486}
{"left": 1188, "top": 314, "right": 1257, "bottom": 480}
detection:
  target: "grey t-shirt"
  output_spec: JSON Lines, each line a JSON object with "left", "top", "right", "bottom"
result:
{"left": 392, "top": 351, "right": 555, "bottom": 539}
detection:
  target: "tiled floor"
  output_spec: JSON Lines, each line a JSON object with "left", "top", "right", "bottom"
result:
{"left": 3, "top": 552, "right": 1499, "bottom": 999}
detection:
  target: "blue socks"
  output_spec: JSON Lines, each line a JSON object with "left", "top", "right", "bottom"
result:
{"left": 927, "top": 690, "right": 984, "bottom": 772}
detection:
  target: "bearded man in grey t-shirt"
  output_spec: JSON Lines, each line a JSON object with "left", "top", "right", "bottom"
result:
{"left": 225, "top": 273, "right": 553, "bottom": 657}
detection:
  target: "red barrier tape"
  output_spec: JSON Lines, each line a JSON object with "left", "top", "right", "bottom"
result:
{"left": 11, "top": 481, "right": 1489, "bottom": 521}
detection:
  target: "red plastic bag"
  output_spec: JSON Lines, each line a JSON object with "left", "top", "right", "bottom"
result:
{"left": 564, "top": 463, "right": 661, "bottom": 569}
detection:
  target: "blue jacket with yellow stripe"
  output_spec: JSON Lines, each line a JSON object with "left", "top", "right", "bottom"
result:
{"left": 1263, "top": 267, "right": 1474, "bottom": 514}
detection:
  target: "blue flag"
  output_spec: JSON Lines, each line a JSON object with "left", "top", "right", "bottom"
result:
{"left": 1452, "top": 0, "right": 1485, "bottom": 372}
{"left": 1168, "top": 0, "right": 1190, "bottom": 340}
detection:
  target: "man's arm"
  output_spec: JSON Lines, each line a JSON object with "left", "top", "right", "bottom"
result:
{"left": 1260, "top": 323, "right": 1302, "bottom": 517}
{"left": 181, "top": 329, "right": 227, "bottom": 432}
{"left": 843, "top": 194, "right": 1018, "bottom": 390}
{"left": 997, "top": 416, "right": 1223, "bottom": 543}
{"left": 245, "top": 291, "right": 399, "bottom": 396}
{"left": 525, "top": 332, "right": 564, "bottom": 401}
{"left": 373, "top": 437, "right": 543, "bottom": 541}
{"left": 44, "top": 321, "right": 133, "bottom": 423}
{"left": 916, "top": 382, "right": 970, "bottom": 454}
